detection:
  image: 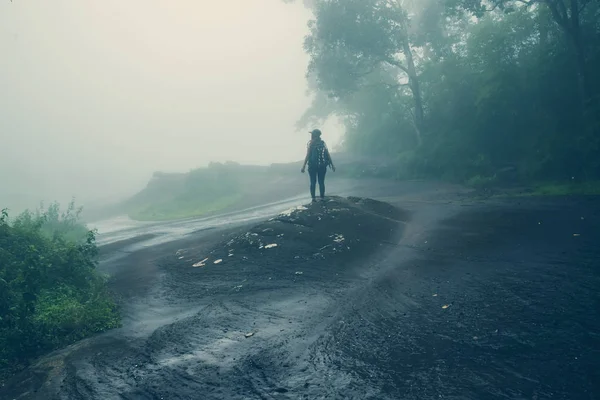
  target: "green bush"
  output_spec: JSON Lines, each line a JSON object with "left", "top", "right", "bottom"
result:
{"left": 0, "top": 202, "right": 120, "bottom": 378}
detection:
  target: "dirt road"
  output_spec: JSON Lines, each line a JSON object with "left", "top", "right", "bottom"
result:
{"left": 2, "top": 181, "right": 599, "bottom": 400}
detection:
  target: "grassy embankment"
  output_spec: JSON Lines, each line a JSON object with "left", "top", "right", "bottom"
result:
{"left": 122, "top": 162, "right": 269, "bottom": 222}
{"left": 466, "top": 176, "right": 600, "bottom": 197}
{"left": 525, "top": 181, "right": 600, "bottom": 196}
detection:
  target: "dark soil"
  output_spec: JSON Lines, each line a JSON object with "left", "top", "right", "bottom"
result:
{"left": 2, "top": 194, "right": 599, "bottom": 400}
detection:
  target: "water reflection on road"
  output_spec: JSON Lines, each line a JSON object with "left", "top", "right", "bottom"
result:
{"left": 92, "top": 194, "right": 308, "bottom": 250}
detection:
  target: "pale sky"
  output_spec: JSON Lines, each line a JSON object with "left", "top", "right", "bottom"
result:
{"left": 0, "top": 0, "right": 342, "bottom": 209}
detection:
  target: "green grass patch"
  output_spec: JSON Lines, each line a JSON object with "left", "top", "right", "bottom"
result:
{"left": 123, "top": 163, "right": 251, "bottom": 222}
{"left": 129, "top": 194, "right": 243, "bottom": 221}
{"left": 477, "top": 181, "right": 600, "bottom": 198}
{"left": 528, "top": 181, "right": 600, "bottom": 196}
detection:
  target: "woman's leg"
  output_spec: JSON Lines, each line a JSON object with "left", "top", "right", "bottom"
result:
{"left": 318, "top": 166, "right": 327, "bottom": 198}
{"left": 308, "top": 168, "right": 317, "bottom": 199}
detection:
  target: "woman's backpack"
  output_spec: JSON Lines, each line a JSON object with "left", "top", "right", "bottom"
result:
{"left": 308, "top": 140, "right": 330, "bottom": 168}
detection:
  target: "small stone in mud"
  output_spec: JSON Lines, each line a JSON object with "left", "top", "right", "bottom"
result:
{"left": 245, "top": 332, "right": 254, "bottom": 338}
{"left": 192, "top": 258, "right": 209, "bottom": 268}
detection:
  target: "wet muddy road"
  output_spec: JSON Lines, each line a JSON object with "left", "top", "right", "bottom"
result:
{"left": 2, "top": 182, "right": 599, "bottom": 400}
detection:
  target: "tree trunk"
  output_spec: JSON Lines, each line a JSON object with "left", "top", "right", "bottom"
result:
{"left": 569, "top": 0, "right": 589, "bottom": 110}
{"left": 544, "top": 0, "right": 590, "bottom": 109}
{"left": 402, "top": 39, "right": 424, "bottom": 146}
{"left": 538, "top": 6, "right": 549, "bottom": 51}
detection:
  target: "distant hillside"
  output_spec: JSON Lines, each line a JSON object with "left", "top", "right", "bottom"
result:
{"left": 87, "top": 154, "right": 393, "bottom": 222}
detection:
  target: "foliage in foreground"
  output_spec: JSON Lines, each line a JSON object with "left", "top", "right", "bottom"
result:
{"left": 0, "top": 202, "right": 120, "bottom": 377}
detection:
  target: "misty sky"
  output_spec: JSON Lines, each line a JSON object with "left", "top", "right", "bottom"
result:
{"left": 0, "top": 0, "right": 342, "bottom": 209}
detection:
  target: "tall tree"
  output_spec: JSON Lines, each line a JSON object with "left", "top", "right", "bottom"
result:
{"left": 287, "top": 0, "right": 600, "bottom": 181}
{"left": 447, "top": 0, "right": 597, "bottom": 110}
{"left": 304, "top": 0, "right": 426, "bottom": 145}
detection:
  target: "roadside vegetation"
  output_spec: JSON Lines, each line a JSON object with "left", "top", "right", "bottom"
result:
{"left": 291, "top": 0, "right": 600, "bottom": 194}
{"left": 0, "top": 201, "right": 120, "bottom": 381}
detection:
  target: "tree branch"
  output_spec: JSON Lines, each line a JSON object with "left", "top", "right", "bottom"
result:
{"left": 556, "top": 0, "right": 570, "bottom": 21}
{"left": 479, "top": 0, "right": 536, "bottom": 14}
{"left": 578, "top": 0, "right": 592, "bottom": 14}
{"left": 544, "top": 0, "right": 570, "bottom": 31}
{"left": 384, "top": 58, "right": 410, "bottom": 74}
{"left": 361, "top": 81, "right": 410, "bottom": 94}
{"left": 384, "top": 82, "right": 411, "bottom": 89}
{"left": 485, "top": 2, "right": 501, "bottom": 12}
{"left": 351, "top": 65, "right": 377, "bottom": 78}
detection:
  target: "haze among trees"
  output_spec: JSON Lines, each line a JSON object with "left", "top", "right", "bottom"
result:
{"left": 292, "top": 0, "right": 600, "bottom": 188}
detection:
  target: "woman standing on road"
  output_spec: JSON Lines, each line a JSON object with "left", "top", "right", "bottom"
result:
{"left": 301, "top": 129, "right": 336, "bottom": 201}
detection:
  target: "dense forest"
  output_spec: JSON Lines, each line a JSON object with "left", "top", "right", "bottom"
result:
{"left": 293, "top": 0, "right": 600, "bottom": 187}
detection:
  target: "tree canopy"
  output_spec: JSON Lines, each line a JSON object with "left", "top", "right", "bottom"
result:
{"left": 293, "top": 0, "right": 600, "bottom": 184}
